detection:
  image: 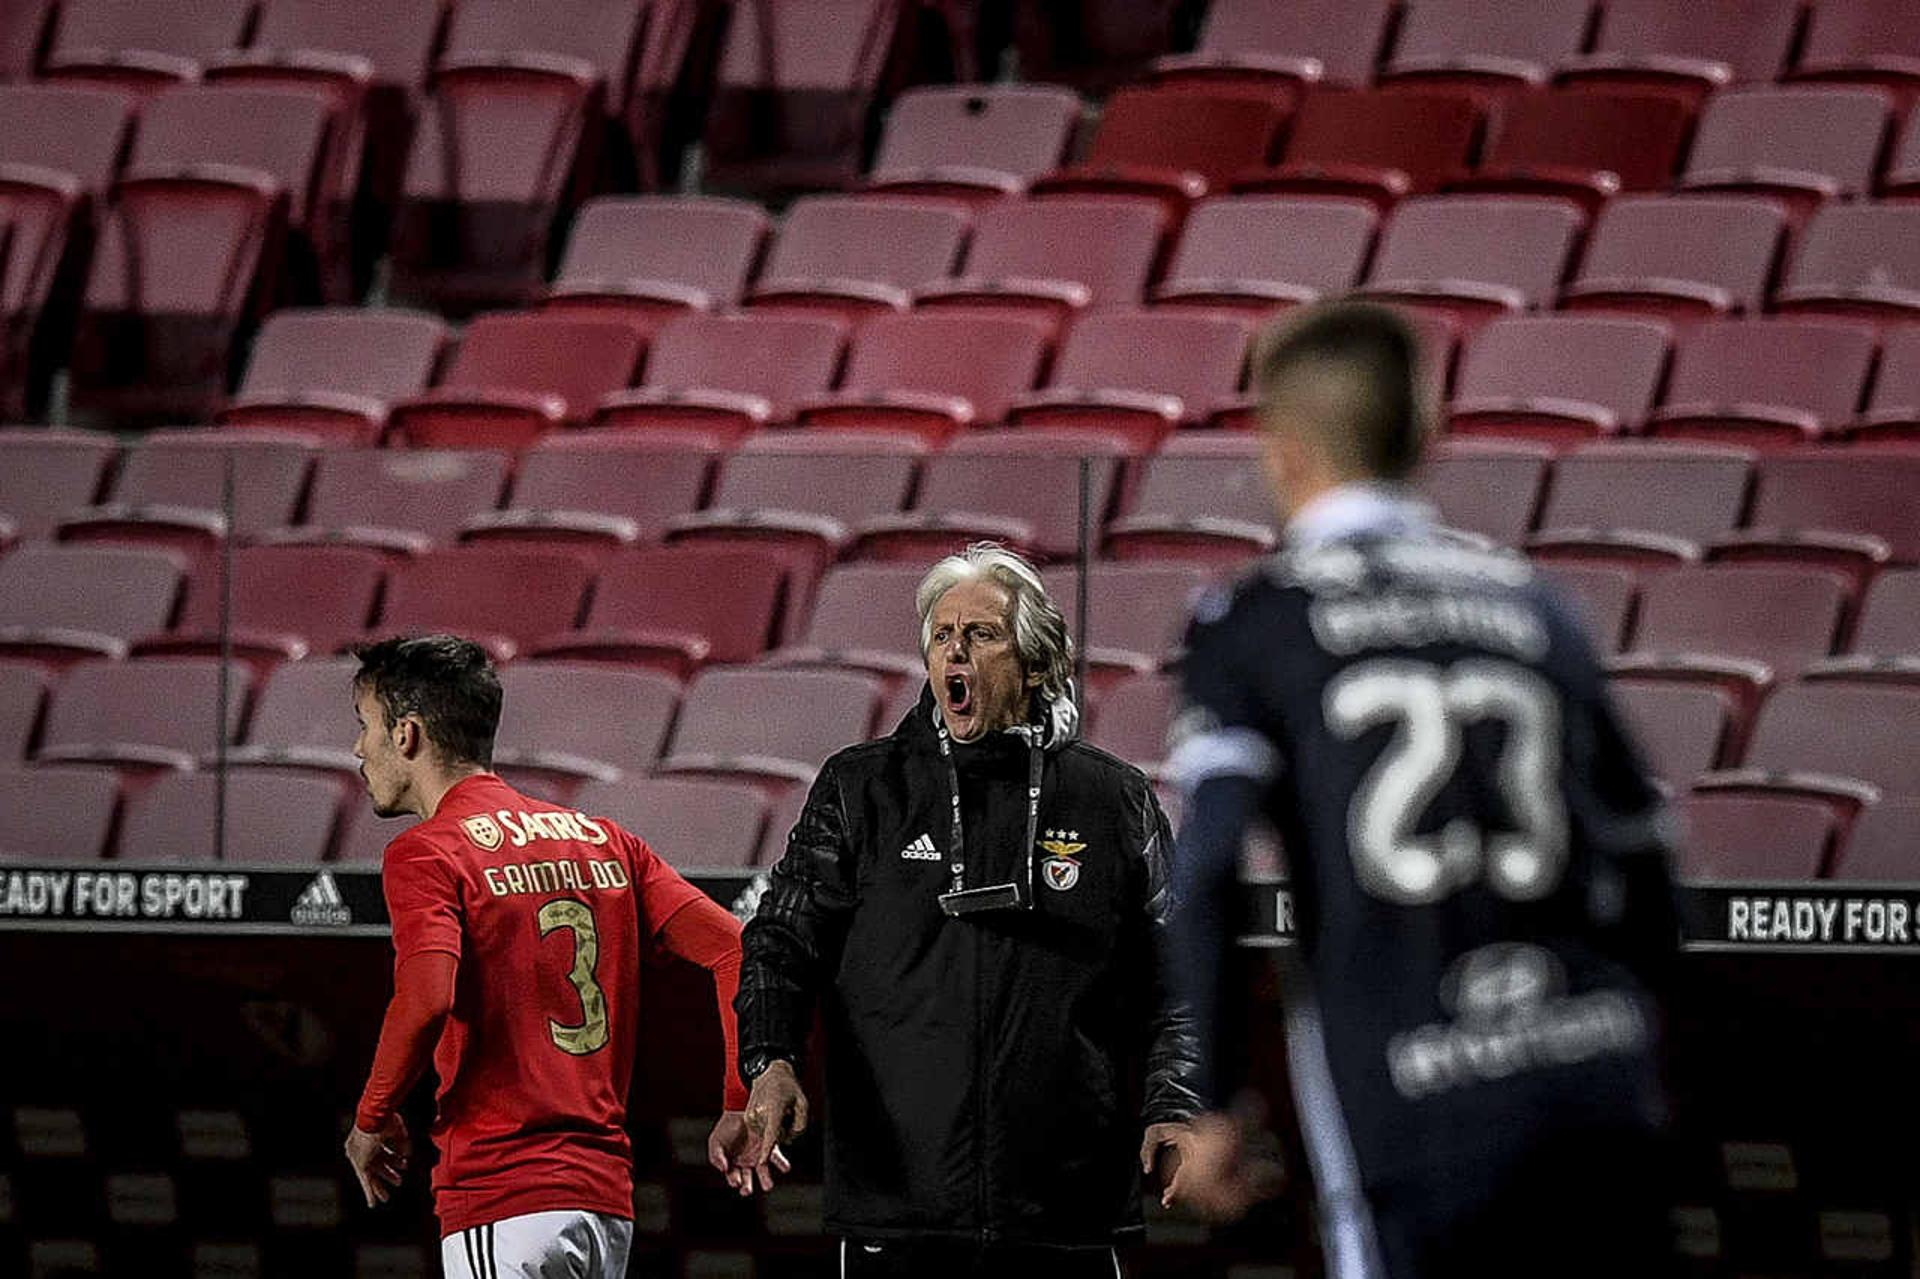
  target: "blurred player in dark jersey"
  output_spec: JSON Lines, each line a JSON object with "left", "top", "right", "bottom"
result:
{"left": 1166, "top": 305, "right": 1682, "bottom": 1279}
{"left": 343, "top": 635, "right": 776, "bottom": 1278}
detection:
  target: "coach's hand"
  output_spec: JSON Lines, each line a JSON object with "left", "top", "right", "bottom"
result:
{"left": 709, "top": 1110, "right": 792, "bottom": 1196}
{"left": 742, "top": 1059, "right": 809, "bottom": 1170}
{"left": 1140, "top": 1121, "right": 1190, "bottom": 1209}
{"left": 345, "top": 1114, "right": 410, "bottom": 1208}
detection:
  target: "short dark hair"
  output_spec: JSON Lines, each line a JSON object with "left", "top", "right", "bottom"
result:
{"left": 352, "top": 635, "right": 502, "bottom": 768}
{"left": 1253, "top": 302, "right": 1425, "bottom": 481}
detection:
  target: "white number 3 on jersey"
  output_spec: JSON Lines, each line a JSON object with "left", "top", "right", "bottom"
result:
{"left": 1325, "top": 659, "right": 1569, "bottom": 907}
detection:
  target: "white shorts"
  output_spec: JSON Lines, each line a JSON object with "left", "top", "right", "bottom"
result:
{"left": 441, "top": 1210, "right": 634, "bottom": 1278}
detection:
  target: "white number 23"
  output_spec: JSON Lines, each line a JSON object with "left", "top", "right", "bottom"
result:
{"left": 1324, "top": 660, "right": 1568, "bottom": 907}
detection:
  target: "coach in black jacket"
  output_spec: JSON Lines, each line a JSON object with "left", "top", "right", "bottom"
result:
{"left": 734, "top": 545, "right": 1203, "bottom": 1277}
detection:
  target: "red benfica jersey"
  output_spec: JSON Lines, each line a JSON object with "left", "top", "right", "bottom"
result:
{"left": 382, "top": 773, "right": 705, "bottom": 1234}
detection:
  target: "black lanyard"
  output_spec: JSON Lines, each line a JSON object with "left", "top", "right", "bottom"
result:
{"left": 935, "top": 720, "right": 1045, "bottom": 900}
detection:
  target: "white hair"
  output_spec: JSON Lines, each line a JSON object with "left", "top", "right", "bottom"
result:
{"left": 916, "top": 543, "right": 1079, "bottom": 742}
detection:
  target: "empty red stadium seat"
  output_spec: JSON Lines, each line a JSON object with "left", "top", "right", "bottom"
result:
{"left": 1713, "top": 450, "right": 1920, "bottom": 590}
{"left": 624, "top": 0, "right": 708, "bottom": 191}
{"left": 69, "top": 86, "right": 335, "bottom": 424}
{"left": 1612, "top": 678, "right": 1734, "bottom": 786}
{"left": 1560, "top": 196, "right": 1787, "bottom": 320}
{"left": 1041, "top": 561, "right": 1208, "bottom": 686}
{"left": 1358, "top": 196, "right": 1583, "bottom": 328}
{"left": 595, "top": 312, "right": 848, "bottom": 443}
{"left": 37, "top": 657, "right": 249, "bottom": 774}
{"left": 494, "top": 664, "right": 681, "bottom": 796}
{"left": 916, "top": 198, "right": 1165, "bottom": 329}
{"left": 374, "top": 547, "right": 595, "bottom": 660}
{"left": 1773, "top": 202, "right": 1920, "bottom": 325}
{"left": 1806, "top": 569, "right": 1920, "bottom": 686}
{"left": 1616, "top": 567, "right": 1849, "bottom": 707}
{"left": 1086, "top": 671, "right": 1176, "bottom": 775}
{"left": 1540, "top": 564, "right": 1638, "bottom": 652}
{"left": 148, "top": 79, "right": 363, "bottom": 300}
{"left": 218, "top": 308, "right": 450, "bottom": 444}
{"left": 0, "top": 545, "right": 185, "bottom": 666}
{"left": 1152, "top": 196, "right": 1378, "bottom": 314}
{"left": 0, "top": 429, "right": 117, "bottom": 545}
{"left": 762, "top": 562, "right": 929, "bottom": 682}
{"left": 1645, "top": 320, "right": 1878, "bottom": 447}
{"left": 44, "top": 0, "right": 253, "bottom": 91}
{"left": 1676, "top": 792, "right": 1838, "bottom": 880}
{"left": 544, "top": 197, "right": 771, "bottom": 333}
{"left": 387, "top": 0, "right": 656, "bottom": 313}
{"left": 0, "top": 663, "right": 48, "bottom": 761}
{"left": 1147, "top": 0, "right": 1394, "bottom": 97}
{"left": 389, "top": 314, "right": 645, "bottom": 450}
{"left": 666, "top": 431, "right": 923, "bottom": 580}
{"left": 1702, "top": 682, "right": 1920, "bottom": 810}
{"left": 119, "top": 772, "right": 342, "bottom": 864}
{"left": 1415, "top": 440, "right": 1553, "bottom": 546}
{"left": 213, "top": 0, "right": 444, "bottom": 208}
{"left": 1451, "top": 90, "right": 1691, "bottom": 212}
{"left": 1556, "top": 0, "right": 1801, "bottom": 103}
{"left": 227, "top": 655, "right": 359, "bottom": 774}
{"left": 1379, "top": 0, "right": 1591, "bottom": 104}
{"left": 463, "top": 434, "right": 717, "bottom": 554}
{"left": 58, "top": 430, "right": 316, "bottom": 556}
{"left": 746, "top": 196, "right": 970, "bottom": 319}
{"left": 1449, "top": 315, "right": 1671, "bottom": 443}
{"left": 1104, "top": 433, "right": 1275, "bottom": 564}
{"left": 141, "top": 545, "right": 386, "bottom": 667}
{"left": 0, "top": 85, "right": 136, "bottom": 419}
{"left": 1031, "top": 87, "right": 1289, "bottom": 214}
{"left": 1529, "top": 443, "right": 1754, "bottom": 569}
{"left": 1832, "top": 800, "right": 1920, "bottom": 881}
{"left": 0, "top": 767, "right": 120, "bottom": 861}
{"left": 1233, "top": 90, "right": 1481, "bottom": 209}
{"left": 702, "top": 0, "right": 917, "bottom": 195}
{"left": 1678, "top": 87, "right": 1893, "bottom": 216}
{"left": 530, "top": 546, "right": 788, "bottom": 679}
{"left": 659, "top": 667, "right": 882, "bottom": 789}
{"left": 1009, "top": 311, "right": 1251, "bottom": 449}
{"left": 797, "top": 312, "right": 1049, "bottom": 445}
{"left": 266, "top": 448, "right": 510, "bottom": 554}
{"left": 1854, "top": 324, "right": 1920, "bottom": 442}
{"left": 1788, "top": 0, "right": 1920, "bottom": 104}
{"left": 866, "top": 85, "right": 1081, "bottom": 202}
{"left": 850, "top": 433, "right": 1125, "bottom": 563}
{"left": 573, "top": 777, "right": 771, "bottom": 868}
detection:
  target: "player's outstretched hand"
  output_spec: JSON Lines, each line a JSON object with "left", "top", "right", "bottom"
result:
{"left": 709, "top": 1110, "right": 792, "bottom": 1197}
{"left": 1164, "top": 1111, "right": 1285, "bottom": 1223}
{"left": 741, "top": 1059, "right": 809, "bottom": 1171}
{"left": 345, "top": 1114, "right": 411, "bottom": 1208}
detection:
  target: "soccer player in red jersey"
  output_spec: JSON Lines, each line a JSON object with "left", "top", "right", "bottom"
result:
{"left": 343, "top": 636, "right": 778, "bottom": 1276}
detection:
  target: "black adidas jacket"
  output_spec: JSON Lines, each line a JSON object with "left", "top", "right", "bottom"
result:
{"left": 736, "top": 687, "right": 1202, "bottom": 1245}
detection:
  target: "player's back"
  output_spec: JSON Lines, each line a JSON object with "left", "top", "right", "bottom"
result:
{"left": 383, "top": 772, "right": 660, "bottom": 1232}
{"left": 1185, "top": 529, "right": 1675, "bottom": 1193}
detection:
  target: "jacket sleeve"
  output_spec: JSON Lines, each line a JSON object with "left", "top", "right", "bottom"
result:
{"left": 735, "top": 759, "right": 860, "bottom": 1080}
{"left": 1129, "top": 779, "right": 1205, "bottom": 1126}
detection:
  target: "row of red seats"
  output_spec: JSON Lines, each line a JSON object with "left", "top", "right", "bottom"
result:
{"left": 6, "top": 66, "right": 1920, "bottom": 425}
{"left": 5, "top": 427, "right": 1920, "bottom": 596}
{"left": 6, "top": 649, "right": 1918, "bottom": 877}
{"left": 213, "top": 303, "right": 1920, "bottom": 456}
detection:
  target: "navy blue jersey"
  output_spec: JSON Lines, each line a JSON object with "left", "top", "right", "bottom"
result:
{"left": 1175, "top": 529, "right": 1679, "bottom": 1192}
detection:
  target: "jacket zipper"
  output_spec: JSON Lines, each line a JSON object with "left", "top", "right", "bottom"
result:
{"left": 974, "top": 912, "right": 992, "bottom": 1244}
